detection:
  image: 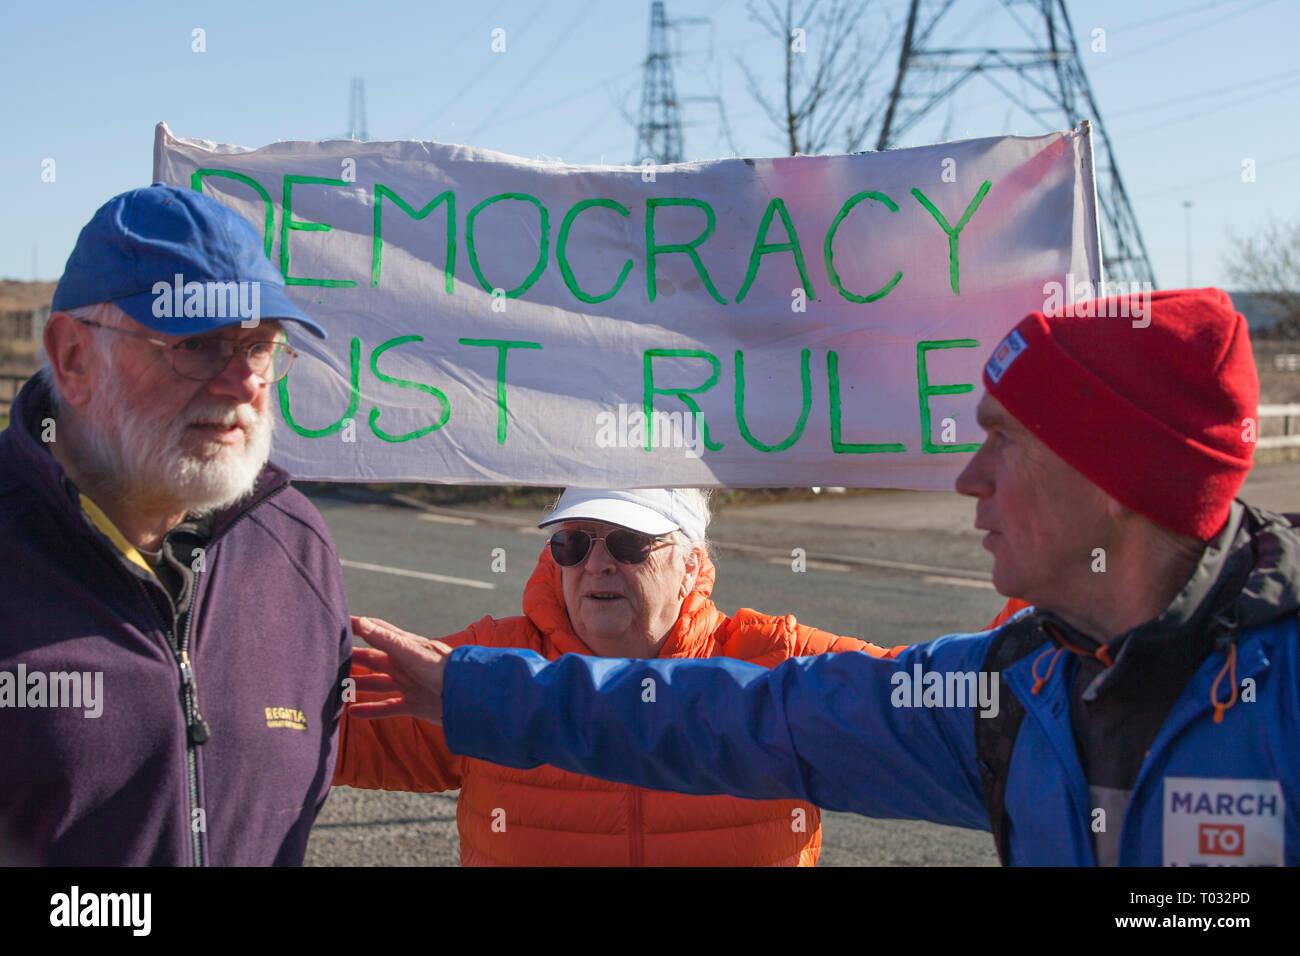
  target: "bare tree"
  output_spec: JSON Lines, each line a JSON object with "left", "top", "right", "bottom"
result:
{"left": 737, "top": 0, "right": 897, "bottom": 156}
{"left": 1224, "top": 218, "right": 1300, "bottom": 338}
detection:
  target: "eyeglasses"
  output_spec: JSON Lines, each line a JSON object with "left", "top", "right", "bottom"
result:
{"left": 548, "top": 528, "right": 675, "bottom": 567}
{"left": 76, "top": 318, "right": 297, "bottom": 383}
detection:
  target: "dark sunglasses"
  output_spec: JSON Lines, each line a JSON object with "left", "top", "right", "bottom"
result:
{"left": 548, "top": 528, "right": 675, "bottom": 567}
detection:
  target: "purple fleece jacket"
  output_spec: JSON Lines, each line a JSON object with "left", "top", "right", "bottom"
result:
{"left": 0, "top": 374, "right": 351, "bottom": 865}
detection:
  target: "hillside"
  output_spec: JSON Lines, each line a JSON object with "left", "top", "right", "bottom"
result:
{"left": 0, "top": 279, "right": 56, "bottom": 313}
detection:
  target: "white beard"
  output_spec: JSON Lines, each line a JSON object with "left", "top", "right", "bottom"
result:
{"left": 73, "top": 368, "right": 273, "bottom": 517}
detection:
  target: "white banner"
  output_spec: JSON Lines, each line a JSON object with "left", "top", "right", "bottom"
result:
{"left": 153, "top": 121, "right": 1101, "bottom": 488}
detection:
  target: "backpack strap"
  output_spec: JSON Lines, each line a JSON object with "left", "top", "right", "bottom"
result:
{"left": 974, "top": 612, "right": 1049, "bottom": 865}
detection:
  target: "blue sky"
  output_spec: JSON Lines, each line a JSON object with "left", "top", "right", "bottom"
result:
{"left": 2, "top": 0, "right": 1297, "bottom": 288}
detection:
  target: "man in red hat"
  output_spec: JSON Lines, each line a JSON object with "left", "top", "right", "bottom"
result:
{"left": 348, "top": 287, "right": 1300, "bottom": 866}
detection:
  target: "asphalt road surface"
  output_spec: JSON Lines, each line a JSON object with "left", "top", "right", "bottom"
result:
{"left": 303, "top": 462, "right": 1299, "bottom": 866}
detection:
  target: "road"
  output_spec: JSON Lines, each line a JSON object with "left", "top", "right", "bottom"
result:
{"left": 303, "top": 461, "right": 1299, "bottom": 866}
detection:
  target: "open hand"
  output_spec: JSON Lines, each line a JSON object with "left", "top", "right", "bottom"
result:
{"left": 349, "top": 615, "right": 453, "bottom": 725}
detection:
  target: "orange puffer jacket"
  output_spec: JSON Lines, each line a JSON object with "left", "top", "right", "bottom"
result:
{"left": 335, "top": 547, "right": 902, "bottom": 866}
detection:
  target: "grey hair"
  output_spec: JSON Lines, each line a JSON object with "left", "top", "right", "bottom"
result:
{"left": 40, "top": 302, "right": 126, "bottom": 415}
{"left": 669, "top": 488, "right": 712, "bottom": 565}
{"left": 672, "top": 487, "right": 713, "bottom": 542}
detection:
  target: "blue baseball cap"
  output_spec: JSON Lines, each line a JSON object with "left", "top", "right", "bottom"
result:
{"left": 52, "top": 184, "right": 326, "bottom": 338}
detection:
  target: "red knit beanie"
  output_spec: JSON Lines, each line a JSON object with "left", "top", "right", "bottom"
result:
{"left": 982, "top": 287, "right": 1258, "bottom": 541}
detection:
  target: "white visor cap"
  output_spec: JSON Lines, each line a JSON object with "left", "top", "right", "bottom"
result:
{"left": 539, "top": 488, "right": 708, "bottom": 542}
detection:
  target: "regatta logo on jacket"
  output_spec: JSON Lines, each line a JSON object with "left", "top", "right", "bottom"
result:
{"left": 0, "top": 666, "right": 102, "bottom": 718}
{"left": 265, "top": 706, "right": 307, "bottom": 731}
{"left": 1163, "top": 777, "right": 1284, "bottom": 866}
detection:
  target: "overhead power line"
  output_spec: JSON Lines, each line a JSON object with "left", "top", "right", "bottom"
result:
{"left": 877, "top": 0, "right": 1158, "bottom": 288}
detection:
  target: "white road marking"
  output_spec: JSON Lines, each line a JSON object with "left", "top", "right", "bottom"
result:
{"left": 415, "top": 512, "right": 479, "bottom": 526}
{"left": 922, "top": 574, "right": 995, "bottom": 590}
{"left": 340, "top": 559, "right": 495, "bottom": 590}
{"left": 335, "top": 500, "right": 996, "bottom": 582}
{"left": 718, "top": 540, "right": 988, "bottom": 580}
{"left": 766, "top": 556, "right": 853, "bottom": 572}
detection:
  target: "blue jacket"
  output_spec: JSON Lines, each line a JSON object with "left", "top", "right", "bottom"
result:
{"left": 0, "top": 374, "right": 351, "bottom": 865}
{"left": 443, "top": 506, "right": 1300, "bottom": 866}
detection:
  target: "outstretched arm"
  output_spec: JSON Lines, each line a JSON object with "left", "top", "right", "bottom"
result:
{"left": 353, "top": 616, "right": 996, "bottom": 829}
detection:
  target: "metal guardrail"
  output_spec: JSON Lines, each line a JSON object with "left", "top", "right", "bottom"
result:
{"left": 1259, "top": 404, "right": 1300, "bottom": 450}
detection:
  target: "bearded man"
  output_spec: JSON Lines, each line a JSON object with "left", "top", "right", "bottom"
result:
{"left": 0, "top": 185, "right": 351, "bottom": 865}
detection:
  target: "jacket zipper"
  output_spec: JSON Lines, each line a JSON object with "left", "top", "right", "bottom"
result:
{"left": 161, "top": 483, "right": 283, "bottom": 865}
{"left": 628, "top": 788, "right": 644, "bottom": 866}
{"left": 177, "top": 580, "right": 211, "bottom": 865}
{"left": 108, "top": 482, "right": 287, "bottom": 866}
{"left": 1005, "top": 660, "right": 1097, "bottom": 863}
{"left": 137, "top": 572, "right": 209, "bottom": 866}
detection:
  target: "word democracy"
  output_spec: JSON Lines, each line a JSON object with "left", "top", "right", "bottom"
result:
{"left": 191, "top": 169, "right": 992, "bottom": 306}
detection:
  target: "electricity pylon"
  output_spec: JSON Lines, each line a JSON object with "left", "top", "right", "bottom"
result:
{"left": 877, "top": 0, "right": 1157, "bottom": 287}
{"left": 634, "top": 2, "right": 684, "bottom": 164}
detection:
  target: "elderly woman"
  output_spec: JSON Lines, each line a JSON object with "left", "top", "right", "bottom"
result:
{"left": 335, "top": 487, "right": 901, "bottom": 866}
